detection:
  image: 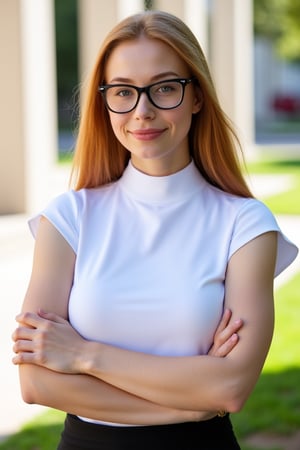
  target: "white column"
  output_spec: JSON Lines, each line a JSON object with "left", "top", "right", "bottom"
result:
{"left": 0, "top": 0, "right": 25, "bottom": 213}
{"left": 210, "top": 0, "right": 254, "bottom": 148}
{"left": 117, "top": 0, "right": 144, "bottom": 21}
{"left": 0, "top": 0, "right": 57, "bottom": 214}
{"left": 78, "top": 0, "right": 144, "bottom": 97}
{"left": 20, "top": 0, "right": 58, "bottom": 213}
{"left": 154, "top": 0, "right": 184, "bottom": 18}
{"left": 78, "top": 0, "right": 118, "bottom": 80}
{"left": 184, "top": 0, "right": 209, "bottom": 58}
{"left": 78, "top": 0, "right": 144, "bottom": 81}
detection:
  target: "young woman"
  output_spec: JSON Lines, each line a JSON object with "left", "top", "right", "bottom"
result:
{"left": 12, "top": 10, "right": 298, "bottom": 450}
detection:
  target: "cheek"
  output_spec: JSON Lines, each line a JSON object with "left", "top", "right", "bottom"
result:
{"left": 170, "top": 109, "right": 193, "bottom": 135}
{"left": 109, "top": 114, "right": 126, "bottom": 140}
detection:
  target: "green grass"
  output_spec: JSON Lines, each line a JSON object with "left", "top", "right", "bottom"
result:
{"left": 1, "top": 156, "right": 299, "bottom": 449}
{"left": 245, "top": 157, "right": 300, "bottom": 214}
{"left": 2, "top": 274, "right": 299, "bottom": 450}
{"left": 0, "top": 409, "right": 65, "bottom": 450}
{"left": 58, "top": 150, "right": 73, "bottom": 165}
{"left": 263, "top": 182, "right": 300, "bottom": 215}
{"left": 57, "top": 154, "right": 300, "bottom": 213}
{"left": 232, "top": 273, "right": 300, "bottom": 449}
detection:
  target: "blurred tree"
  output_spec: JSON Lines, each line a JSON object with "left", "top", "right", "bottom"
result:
{"left": 144, "top": 0, "right": 153, "bottom": 9}
{"left": 254, "top": 0, "right": 300, "bottom": 61}
{"left": 55, "top": 0, "right": 78, "bottom": 130}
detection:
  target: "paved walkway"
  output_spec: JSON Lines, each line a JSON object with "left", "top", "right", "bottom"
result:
{"left": 0, "top": 169, "right": 299, "bottom": 441}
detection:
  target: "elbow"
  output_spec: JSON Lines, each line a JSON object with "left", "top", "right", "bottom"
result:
{"left": 19, "top": 365, "right": 45, "bottom": 405}
{"left": 225, "top": 396, "right": 247, "bottom": 414}
{"left": 221, "top": 378, "right": 253, "bottom": 414}
{"left": 20, "top": 380, "right": 39, "bottom": 405}
{"left": 20, "top": 376, "right": 40, "bottom": 404}
{"left": 21, "top": 386, "right": 37, "bottom": 405}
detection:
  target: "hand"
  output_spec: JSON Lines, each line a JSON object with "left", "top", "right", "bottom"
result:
{"left": 208, "top": 309, "right": 243, "bottom": 357}
{"left": 12, "top": 310, "right": 85, "bottom": 374}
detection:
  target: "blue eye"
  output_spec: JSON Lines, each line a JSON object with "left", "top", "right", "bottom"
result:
{"left": 114, "top": 88, "right": 134, "bottom": 97}
{"left": 158, "top": 85, "right": 175, "bottom": 93}
{"left": 151, "top": 81, "right": 180, "bottom": 98}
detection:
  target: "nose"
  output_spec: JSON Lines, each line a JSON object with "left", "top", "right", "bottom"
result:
{"left": 134, "top": 92, "right": 155, "bottom": 120}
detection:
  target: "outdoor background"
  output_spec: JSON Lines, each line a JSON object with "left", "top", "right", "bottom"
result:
{"left": 56, "top": 0, "right": 300, "bottom": 153}
{"left": 1, "top": 1, "right": 299, "bottom": 449}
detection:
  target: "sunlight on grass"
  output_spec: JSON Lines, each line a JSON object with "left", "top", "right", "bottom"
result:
{"left": 2, "top": 274, "right": 299, "bottom": 449}
{"left": 1, "top": 156, "right": 298, "bottom": 449}
{"left": 245, "top": 157, "right": 300, "bottom": 214}
{"left": 261, "top": 176, "right": 300, "bottom": 214}
{"left": 0, "top": 409, "right": 65, "bottom": 450}
{"left": 265, "top": 272, "right": 300, "bottom": 372}
{"left": 232, "top": 273, "right": 300, "bottom": 442}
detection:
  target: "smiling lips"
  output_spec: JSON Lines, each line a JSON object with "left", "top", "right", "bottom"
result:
{"left": 129, "top": 128, "right": 166, "bottom": 141}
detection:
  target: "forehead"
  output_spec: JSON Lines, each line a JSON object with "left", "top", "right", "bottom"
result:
{"left": 104, "top": 37, "right": 189, "bottom": 83}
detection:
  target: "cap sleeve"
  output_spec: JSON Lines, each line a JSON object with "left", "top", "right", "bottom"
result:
{"left": 229, "top": 199, "right": 298, "bottom": 278}
{"left": 28, "top": 190, "right": 82, "bottom": 253}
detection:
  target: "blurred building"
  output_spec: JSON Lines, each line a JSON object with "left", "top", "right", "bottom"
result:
{"left": 255, "top": 36, "right": 300, "bottom": 144}
{"left": 0, "top": 0, "right": 253, "bottom": 214}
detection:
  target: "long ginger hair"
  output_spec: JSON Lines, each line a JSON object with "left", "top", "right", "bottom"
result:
{"left": 71, "top": 10, "right": 253, "bottom": 198}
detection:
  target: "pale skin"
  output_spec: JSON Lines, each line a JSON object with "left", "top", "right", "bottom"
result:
{"left": 12, "top": 218, "right": 243, "bottom": 425}
{"left": 12, "top": 37, "right": 277, "bottom": 424}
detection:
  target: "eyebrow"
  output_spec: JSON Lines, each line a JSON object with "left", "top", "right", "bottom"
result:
{"left": 108, "top": 71, "right": 181, "bottom": 84}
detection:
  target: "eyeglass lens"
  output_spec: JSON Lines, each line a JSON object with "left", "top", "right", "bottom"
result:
{"left": 104, "top": 80, "right": 184, "bottom": 113}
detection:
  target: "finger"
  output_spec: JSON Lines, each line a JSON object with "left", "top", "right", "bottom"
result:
{"left": 214, "top": 309, "right": 232, "bottom": 335}
{"left": 15, "top": 312, "right": 41, "bottom": 328}
{"left": 12, "top": 351, "right": 38, "bottom": 365}
{"left": 220, "top": 319, "right": 243, "bottom": 343}
{"left": 214, "top": 333, "right": 239, "bottom": 357}
{"left": 12, "top": 326, "right": 35, "bottom": 342}
{"left": 13, "top": 339, "right": 34, "bottom": 354}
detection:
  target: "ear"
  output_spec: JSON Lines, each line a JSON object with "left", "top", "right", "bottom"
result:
{"left": 192, "top": 86, "right": 203, "bottom": 114}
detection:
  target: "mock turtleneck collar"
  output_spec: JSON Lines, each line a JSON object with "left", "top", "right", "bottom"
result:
{"left": 119, "top": 160, "right": 204, "bottom": 204}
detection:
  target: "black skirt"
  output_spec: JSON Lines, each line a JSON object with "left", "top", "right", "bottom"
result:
{"left": 57, "top": 413, "right": 240, "bottom": 450}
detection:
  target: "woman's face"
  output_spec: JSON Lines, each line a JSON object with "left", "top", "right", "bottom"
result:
{"left": 103, "top": 36, "right": 201, "bottom": 175}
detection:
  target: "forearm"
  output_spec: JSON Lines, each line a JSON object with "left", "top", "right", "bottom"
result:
{"left": 78, "top": 235, "right": 277, "bottom": 414}
{"left": 19, "top": 364, "right": 210, "bottom": 425}
{"left": 81, "top": 342, "right": 238, "bottom": 413}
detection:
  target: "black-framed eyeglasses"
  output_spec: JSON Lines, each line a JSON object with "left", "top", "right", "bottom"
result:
{"left": 98, "top": 77, "right": 195, "bottom": 114}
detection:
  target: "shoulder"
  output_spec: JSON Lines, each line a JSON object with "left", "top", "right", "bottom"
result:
{"left": 202, "top": 183, "right": 298, "bottom": 277}
{"left": 34, "top": 184, "right": 115, "bottom": 222}
{"left": 47, "top": 184, "right": 115, "bottom": 211}
{"left": 203, "top": 183, "right": 273, "bottom": 222}
{"left": 225, "top": 196, "right": 298, "bottom": 277}
{"left": 28, "top": 183, "right": 116, "bottom": 251}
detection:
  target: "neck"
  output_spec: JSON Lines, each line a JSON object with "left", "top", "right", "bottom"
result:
{"left": 130, "top": 152, "right": 191, "bottom": 177}
{"left": 120, "top": 159, "right": 204, "bottom": 204}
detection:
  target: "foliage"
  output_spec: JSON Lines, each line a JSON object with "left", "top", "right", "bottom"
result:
{"left": 144, "top": 0, "right": 154, "bottom": 9}
{"left": 55, "top": 0, "right": 78, "bottom": 100}
{"left": 254, "top": 0, "right": 300, "bottom": 61}
{"left": 55, "top": 0, "right": 79, "bottom": 130}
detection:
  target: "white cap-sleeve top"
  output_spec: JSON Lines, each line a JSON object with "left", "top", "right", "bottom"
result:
{"left": 29, "top": 160, "right": 298, "bottom": 358}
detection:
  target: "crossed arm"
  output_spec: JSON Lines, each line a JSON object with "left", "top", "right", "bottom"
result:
{"left": 12, "top": 217, "right": 277, "bottom": 423}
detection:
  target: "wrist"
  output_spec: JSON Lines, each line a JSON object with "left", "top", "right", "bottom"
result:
{"left": 76, "top": 340, "right": 103, "bottom": 376}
